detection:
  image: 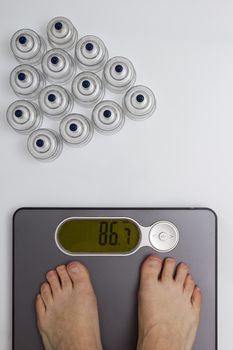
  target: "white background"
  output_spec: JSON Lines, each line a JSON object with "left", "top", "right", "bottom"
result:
{"left": 0, "top": 0, "right": 232, "bottom": 348}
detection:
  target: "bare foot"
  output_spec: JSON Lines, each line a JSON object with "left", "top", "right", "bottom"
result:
{"left": 35, "top": 261, "right": 103, "bottom": 350}
{"left": 137, "top": 256, "right": 202, "bottom": 350}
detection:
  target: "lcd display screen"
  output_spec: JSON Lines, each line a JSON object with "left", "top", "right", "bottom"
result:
{"left": 56, "top": 218, "right": 140, "bottom": 253}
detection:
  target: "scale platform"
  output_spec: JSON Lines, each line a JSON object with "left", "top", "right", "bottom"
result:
{"left": 13, "top": 207, "right": 217, "bottom": 350}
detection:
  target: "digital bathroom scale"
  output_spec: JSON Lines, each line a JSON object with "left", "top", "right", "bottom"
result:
{"left": 13, "top": 207, "right": 217, "bottom": 350}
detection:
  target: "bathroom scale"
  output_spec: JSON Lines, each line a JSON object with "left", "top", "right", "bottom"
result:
{"left": 13, "top": 207, "right": 217, "bottom": 350}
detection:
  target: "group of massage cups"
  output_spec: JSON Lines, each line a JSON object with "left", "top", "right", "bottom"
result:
{"left": 7, "top": 16, "right": 156, "bottom": 161}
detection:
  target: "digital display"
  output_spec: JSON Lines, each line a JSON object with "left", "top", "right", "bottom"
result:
{"left": 56, "top": 218, "right": 140, "bottom": 254}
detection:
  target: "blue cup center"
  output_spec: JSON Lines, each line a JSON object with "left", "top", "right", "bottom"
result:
{"left": 51, "top": 56, "right": 59, "bottom": 65}
{"left": 82, "top": 80, "right": 91, "bottom": 89}
{"left": 115, "top": 64, "right": 123, "bottom": 73}
{"left": 36, "top": 139, "right": 44, "bottom": 148}
{"left": 70, "top": 123, "right": 78, "bottom": 132}
{"left": 19, "top": 36, "right": 27, "bottom": 45}
{"left": 136, "top": 94, "right": 145, "bottom": 103}
{"left": 15, "top": 109, "right": 23, "bottom": 118}
{"left": 54, "top": 22, "right": 63, "bottom": 30}
{"left": 85, "top": 43, "right": 94, "bottom": 51}
{"left": 103, "top": 110, "right": 112, "bottom": 118}
{"left": 48, "top": 94, "right": 56, "bottom": 102}
{"left": 18, "top": 73, "right": 26, "bottom": 81}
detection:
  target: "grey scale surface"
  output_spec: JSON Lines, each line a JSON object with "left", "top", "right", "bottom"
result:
{"left": 13, "top": 208, "right": 217, "bottom": 350}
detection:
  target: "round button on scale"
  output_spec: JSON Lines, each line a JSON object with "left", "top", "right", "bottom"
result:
{"left": 149, "top": 221, "right": 179, "bottom": 252}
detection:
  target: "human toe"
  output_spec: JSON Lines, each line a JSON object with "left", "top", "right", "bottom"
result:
{"left": 175, "top": 262, "right": 189, "bottom": 285}
{"left": 46, "top": 270, "right": 61, "bottom": 296}
{"left": 161, "top": 257, "right": 176, "bottom": 282}
{"left": 184, "top": 274, "right": 196, "bottom": 299}
{"left": 56, "top": 265, "right": 72, "bottom": 290}
{"left": 40, "top": 282, "right": 53, "bottom": 307}
{"left": 139, "top": 255, "right": 162, "bottom": 289}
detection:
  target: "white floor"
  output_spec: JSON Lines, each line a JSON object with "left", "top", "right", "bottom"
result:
{"left": 0, "top": 0, "right": 232, "bottom": 348}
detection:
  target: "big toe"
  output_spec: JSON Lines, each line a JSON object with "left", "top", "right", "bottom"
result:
{"left": 139, "top": 255, "right": 162, "bottom": 290}
{"left": 67, "top": 261, "right": 94, "bottom": 292}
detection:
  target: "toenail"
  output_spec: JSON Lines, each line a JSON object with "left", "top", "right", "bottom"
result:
{"left": 149, "top": 256, "right": 161, "bottom": 262}
{"left": 46, "top": 270, "right": 55, "bottom": 277}
{"left": 41, "top": 283, "right": 48, "bottom": 289}
{"left": 187, "top": 274, "right": 193, "bottom": 280}
{"left": 148, "top": 256, "right": 161, "bottom": 266}
{"left": 166, "top": 258, "right": 175, "bottom": 263}
{"left": 68, "top": 263, "right": 79, "bottom": 273}
{"left": 181, "top": 263, "right": 188, "bottom": 269}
